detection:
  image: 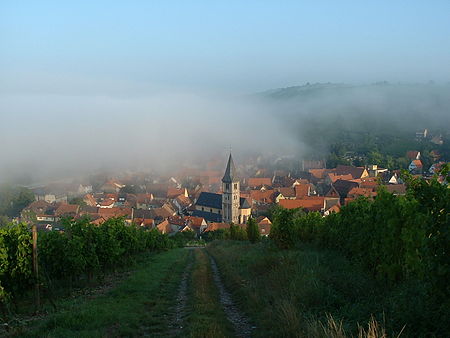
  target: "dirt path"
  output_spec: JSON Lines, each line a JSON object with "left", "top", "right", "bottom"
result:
{"left": 208, "top": 253, "right": 254, "bottom": 338}
{"left": 169, "top": 249, "right": 194, "bottom": 336}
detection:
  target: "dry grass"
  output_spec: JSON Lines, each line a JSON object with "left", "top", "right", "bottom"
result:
{"left": 208, "top": 241, "right": 407, "bottom": 338}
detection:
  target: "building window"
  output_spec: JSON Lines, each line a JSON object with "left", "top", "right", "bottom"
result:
{"left": 226, "top": 183, "right": 230, "bottom": 190}
{"left": 234, "top": 183, "right": 238, "bottom": 189}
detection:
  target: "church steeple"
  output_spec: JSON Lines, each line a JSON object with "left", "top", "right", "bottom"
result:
{"left": 222, "top": 153, "right": 240, "bottom": 224}
{"left": 222, "top": 153, "right": 238, "bottom": 183}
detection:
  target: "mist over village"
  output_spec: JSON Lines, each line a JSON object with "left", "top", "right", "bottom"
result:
{"left": 0, "top": 2, "right": 449, "bottom": 337}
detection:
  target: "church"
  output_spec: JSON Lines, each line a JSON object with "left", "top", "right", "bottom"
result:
{"left": 193, "top": 154, "right": 251, "bottom": 224}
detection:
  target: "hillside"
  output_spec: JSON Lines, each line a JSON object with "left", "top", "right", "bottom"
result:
{"left": 257, "top": 82, "right": 450, "bottom": 167}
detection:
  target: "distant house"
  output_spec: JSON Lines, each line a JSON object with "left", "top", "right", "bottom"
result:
{"left": 406, "top": 151, "right": 421, "bottom": 161}
{"left": 429, "top": 162, "right": 445, "bottom": 175}
{"left": 430, "top": 134, "right": 443, "bottom": 145}
{"left": 383, "top": 184, "right": 407, "bottom": 196}
{"left": 301, "top": 159, "right": 326, "bottom": 171}
{"left": 100, "top": 180, "right": 125, "bottom": 193}
{"left": 34, "top": 188, "right": 67, "bottom": 204}
{"left": 334, "top": 165, "right": 369, "bottom": 179}
{"left": 256, "top": 216, "right": 272, "bottom": 236}
{"left": 279, "top": 197, "right": 325, "bottom": 213}
{"left": 247, "top": 177, "right": 272, "bottom": 189}
{"left": 277, "top": 187, "right": 296, "bottom": 200}
{"left": 408, "top": 160, "right": 423, "bottom": 174}
{"left": 173, "top": 195, "right": 193, "bottom": 213}
{"left": 98, "top": 199, "right": 115, "bottom": 208}
{"left": 415, "top": 129, "right": 428, "bottom": 141}
{"left": 54, "top": 204, "right": 80, "bottom": 218}
{"left": 83, "top": 193, "right": 97, "bottom": 207}
{"left": 366, "top": 165, "right": 388, "bottom": 177}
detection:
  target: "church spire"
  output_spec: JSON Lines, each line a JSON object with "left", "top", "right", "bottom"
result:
{"left": 222, "top": 153, "right": 238, "bottom": 183}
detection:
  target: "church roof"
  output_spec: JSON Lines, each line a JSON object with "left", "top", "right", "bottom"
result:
{"left": 196, "top": 192, "right": 250, "bottom": 210}
{"left": 240, "top": 197, "right": 251, "bottom": 209}
{"left": 222, "top": 153, "right": 239, "bottom": 183}
{"left": 191, "top": 210, "right": 222, "bottom": 222}
{"left": 196, "top": 192, "right": 222, "bottom": 209}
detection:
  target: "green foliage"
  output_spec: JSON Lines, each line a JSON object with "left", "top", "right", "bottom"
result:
{"left": 246, "top": 217, "right": 260, "bottom": 243}
{"left": 268, "top": 169, "right": 449, "bottom": 334}
{"left": 0, "top": 217, "right": 174, "bottom": 306}
{"left": 0, "top": 185, "right": 34, "bottom": 217}
{"left": 171, "top": 230, "right": 196, "bottom": 248}
{"left": 68, "top": 197, "right": 87, "bottom": 206}
{"left": 0, "top": 223, "right": 33, "bottom": 302}
{"left": 229, "top": 223, "right": 247, "bottom": 241}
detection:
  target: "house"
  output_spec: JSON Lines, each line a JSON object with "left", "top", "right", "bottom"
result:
{"left": 277, "top": 187, "right": 296, "bottom": 200}
{"left": 157, "top": 220, "right": 172, "bottom": 234}
{"left": 249, "top": 189, "right": 276, "bottom": 205}
{"left": 415, "top": 129, "right": 428, "bottom": 141}
{"left": 98, "top": 199, "right": 115, "bottom": 208}
{"left": 429, "top": 162, "right": 445, "bottom": 175}
{"left": 256, "top": 216, "right": 272, "bottom": 236}
{"left": 301, "top": 159, "right": 326, "bottom": 171}
{"left": 135, "top": 193, "right": 154, "bottom": 209}
{"left": 83, "top": 193, "right": 97, "bottom": 207}
{"left": 247, "top": 177, "right": 272, "bottom": 188}
{"left": 204, "top": 222, "right": 230, "bottom": 232}
{"left": 406, "top": 151, "right": 421, "bottom": 160}
{"left": 185, "top": 216, "right": 208, "bottom": 234}
{"left": 430, "top": 134, "right": 443, "bottom": 145}
{"left": 408, "top": 160, "right": 423, "bottom": 174}
{"left": 54, "top": 204, "right": 80, "bottom": 218}
{"left": 173, "top": 195, "right": 193, "bottom": 214}
{"left": 383, "top": 184, "right": 407, "bottom": 196}
{"left": 347, "top": 187, "right": 377, "bottom": 199}
{"left": 323, "top": 203, "right": 340, "bottom": 216}
{"left": 279, "top": 197, "right": 325, "bottom": 213}
{"left": 332, "top": 179, "right": 360, "bottom": 203}
{"left": 97, "top": 207, "right": 133, "bottom": 224}
{"left": 334, "top": 165, "right": 369, "bottom": 179}
{"left": 100, "top": 179, "right": 125, "bottom": 193}
{"left": 21, "top": 200, "right": 58, "bottom": 223}
{"left": 366, "top": 165, "right": 388, "bottom": 177}
{"left": 33, "top": 187, "right": 67, "bottom": 204}
{"left": 167, "top": 187, "right": 188, "bottom": 199}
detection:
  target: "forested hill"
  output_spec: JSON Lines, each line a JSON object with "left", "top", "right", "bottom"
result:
{"left": 256, "top": 83, "right": 450, "bottom": 167}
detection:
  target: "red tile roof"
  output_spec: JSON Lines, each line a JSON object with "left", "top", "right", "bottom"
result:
{"left": 294, "top": 184, "right": 310, "bottom": 198}
{"left": 279, "top": 198, "right": 324, "bottom": 212}
{"left": 55, "top": 204, "right": 79, "bottom": 216}
{"left": 247, "top": 177, "right": 272, "bottom": 187}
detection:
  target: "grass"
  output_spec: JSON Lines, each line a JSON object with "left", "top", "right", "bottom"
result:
{"left": 207, "top": 240, "right": 409, "bottom": 338}
{"left": 13, "top": 248, "right": 189, "bottom": 337}
{"left": 184, "top": 248, "right": 232, "bottom": 338}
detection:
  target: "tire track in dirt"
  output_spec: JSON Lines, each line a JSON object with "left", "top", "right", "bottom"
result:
{"left": 168, "top": 249, "right": 194, "bottom": 337}
{"left": 208, "top": 253, "right": 254, "bottom": 338}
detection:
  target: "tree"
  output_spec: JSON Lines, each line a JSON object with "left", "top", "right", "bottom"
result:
{"left": 246, "top": 217, "right": 260, "bottom": 243}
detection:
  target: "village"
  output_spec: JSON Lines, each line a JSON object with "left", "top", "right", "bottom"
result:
{"left": 18, "top": 140, "right": 447, "bottom": 238}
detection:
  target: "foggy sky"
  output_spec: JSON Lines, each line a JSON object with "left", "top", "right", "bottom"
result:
{"left": 1, "top": 2, "right": 450, "bottom": 183}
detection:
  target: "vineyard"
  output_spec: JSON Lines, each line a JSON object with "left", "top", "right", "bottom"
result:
{"left": 269, "top": 168, "right": 450, "bottom": 335}
{"left": 0, "top": 217, "right": 174, "bottom": 312}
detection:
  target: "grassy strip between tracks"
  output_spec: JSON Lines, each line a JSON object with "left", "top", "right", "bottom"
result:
{"left": 184, "top": 248, "right": 233, "bottom": 338}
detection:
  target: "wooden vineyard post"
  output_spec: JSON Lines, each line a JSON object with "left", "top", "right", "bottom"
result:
{"left": 32, "top": 225, "right": 40, "bottom": 312}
